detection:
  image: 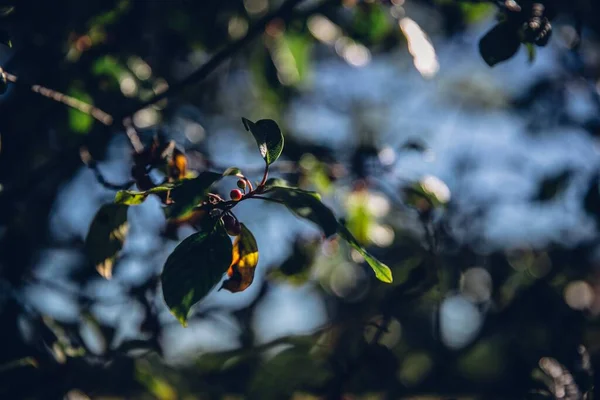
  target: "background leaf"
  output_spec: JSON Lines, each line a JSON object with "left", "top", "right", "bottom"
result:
{"left": 337, "top": 224, "right": 393, "bottom": 283}
{"left": 265, "top": 185, "right": 338, "bottom": 237}
{"left": 221, "top": 224, "right": 259, "bottom": 293}
{"left": 479, "top": 22, "right": 521, "bottom": 67}
{"left": 85, "top": 203, "right": 129, "bottom": 279}
{"left": 161, "top": 225, "right": 232, "bottom": 326}
{"left": 242, "top": 118, "right": 284, "bottom": 165}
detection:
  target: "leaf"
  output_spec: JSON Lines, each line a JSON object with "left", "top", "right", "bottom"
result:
{"left": 68, "top": 86, "right": 94, "bottom": 134}
{"left": 0, "top": 6, "right": 15, "bottom": 18}
{"left": 338, "top": 224, "right": 393, "bottom": 283}
{"left": 0, "top": 29, "right": 11, "bottom": 48}
{"left": 115, "top": 171, "right": 223, "bottom": 219}
{"left": 265, "top": 185, "right": 338, "bottom": 237}
{"left": 479, "top": 22, "right": 521, "bottom": 67}
{"left": 242, "top": 118, "right": 284, "bottom": 165}
{"left": 161, "top": 224, "right": 232, "bottom": 326}
{"left": 85, "top": 204, "right": 129, "bottom": 279}
{"left": 220, "top": 224, "right": 259, "bottom": 293}
{"left": 534, "top": 170, "right": 572, "bottom": 202}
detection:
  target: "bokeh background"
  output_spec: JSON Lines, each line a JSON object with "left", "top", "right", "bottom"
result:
{"left": 1, "top": 0, "right": 600, "bottom": 399}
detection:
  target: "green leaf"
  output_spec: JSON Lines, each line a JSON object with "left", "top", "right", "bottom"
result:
{"left": 242, "top": 118, "right": 284, "bottom": 166}
{"left": 85, "top": 203, "right": 129, "bottom": 279}
{"left": 115, "top": 184, "right": 173, "bottom": 205}
{"left": 67, "top": 86, "right": 94, "bottom": 134}
{"left": 0, "top": 29, "right": 11, "bottom": 48}
{"left": 265, "top": 185, "right": 338, "bottom": 237}
{"left": 161, "top": 224, "right": 233, "bottom": 326}
{"left": 338, "top": 224, "right": 393, "bottom": 283}
{"left": 479, "top": 22, "right": 521, "bottom": 67}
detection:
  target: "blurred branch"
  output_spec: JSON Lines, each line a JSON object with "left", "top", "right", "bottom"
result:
{"left": 116, "top": 0, "right": 315, "bottom": 122}
{"left": 0, "top": 67, "right": 113, "bottom": 125}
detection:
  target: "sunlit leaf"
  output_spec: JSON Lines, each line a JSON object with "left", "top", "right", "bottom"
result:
{"left": 85, "top": 203, "right": 129, "bottom": 279}
{"left": 346, "top": 190, "right": 373, "bottom": 245}
{"left": 161, "top": 224, "right": 232, "bottom": 326}
{"left": 264, "top": 185, "right": 338, "bottom": 237}
{"left": 115, "top": 184, "right": 174, "bottom": 205}
{"left": 479, "top": 22, "right": 521, "bottom": 67}
{"left": 338, "top": 224, "right": 393, "bottom": 283}
{"left": 220, "top": 224, "right": 258, "bottom": 293}
{"left": 242, "top": 118, "right": 284, "bottom": 166}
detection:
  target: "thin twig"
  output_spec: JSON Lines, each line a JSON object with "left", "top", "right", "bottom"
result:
{"left": 1, "top": 67, "right": 113, "bottom": 125}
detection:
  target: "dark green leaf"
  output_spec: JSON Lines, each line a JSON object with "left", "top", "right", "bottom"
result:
{"left": 0, "top": 29, "right": 11, "bottom": 48}
{"left": 165, "top": 171, "right": 223, "bottom": 219}
{"left": 479, "top": 22, "right": 521, "bottom": 66}
{"left": 161, "top": 224, "right": 232, "bottom": 326}
{"left": 115, "top": 171, "right": 223, "bottom": 220}
{"left": 338, "top": 224, "right": 393, "bottom": 283}
{"left": 242, "top": 118, "right": 284, "bottom": 165}
{"left": 85, "top": 203, "right": 129, "bottom": 279}
{"left": 265, "top": 185, "right": 338, "bottom": 237}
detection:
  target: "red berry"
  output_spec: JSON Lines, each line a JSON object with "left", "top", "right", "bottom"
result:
{"left": 222, "top": 214, "right": 241, "bottom": 236}
{"left": 230, "top": 189, "right": 243, "bottom": 201}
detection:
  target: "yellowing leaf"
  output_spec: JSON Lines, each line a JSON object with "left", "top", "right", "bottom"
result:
{"left": 221, "top": 224, "right": 259, "bottom": 293}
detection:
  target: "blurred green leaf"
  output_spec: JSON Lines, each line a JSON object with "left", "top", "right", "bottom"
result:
{"left": 346, "top": 191, "right": 372, "bottom": 245}
{"left": 242, "top": 118, "right": 284, "bottom": 166}
{"left": 85, "top": 203, "right": 129, "bottom": 279}
{"left": 0, "top": 6, "right": 15, "bottom": 18}
{"left": 161, "top": 224, "right": 232, "bottom": 326}
{"left": 135, "top": 360, "right": 177, "bottom": 400}
{"left": 338, "top": 224, "right": 393, "bottom": 283}
{"left": 67, "top": 86, "right": 94, "bottom": 134}
{"left": 249, "top": 347, "right": 331, "bottom": 400}
{"left": 479, "top": 22, "right": 521, "bottom": 67}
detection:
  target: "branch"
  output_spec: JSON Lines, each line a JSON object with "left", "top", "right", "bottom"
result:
{"left": 116, "top": 0, "right": 310, "bottom": 122}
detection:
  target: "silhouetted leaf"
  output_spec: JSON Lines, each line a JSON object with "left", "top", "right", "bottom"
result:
{"left": 242, "top": 118, "right": 284, "bottom": 165}
{"left": 0, "top": 70, "right": 7, "bottom": 94}
{"left": 534, "top": 170, "right": 572, "bottom": 202}
{"left": 85, "top": 203, "right": 129, "bottom": 279}
{"left": 161, "top": 224, "right": 232, "bottom": 326}
{"left": 0, "top": 29, "right": 11, "bottom": 47}
{"left": 479, "top": 22, "right": 521, "bottom": 66}
{"left": 220, "top": 224, "right": 258, "bottom": 293}
{"left": 265, "top": 185, "right": 338, "bottom": 237}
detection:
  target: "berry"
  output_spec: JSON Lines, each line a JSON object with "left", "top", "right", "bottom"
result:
{"left": 230, "top": 189, "right": 243, "bottom": 201}
{"left": 237, "top": 179, "right": 247, "bottom": 190}
{"left": 222, "top": 214, "right": 241, "bottom": 236}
